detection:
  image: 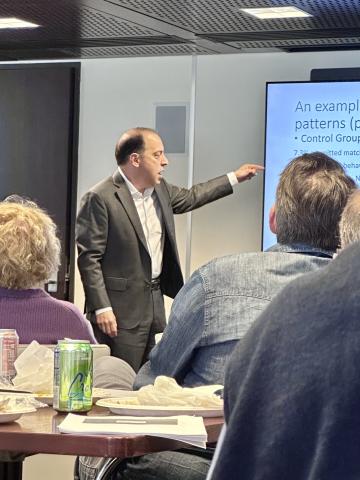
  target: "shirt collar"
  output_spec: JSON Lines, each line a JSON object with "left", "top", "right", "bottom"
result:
{"left": 266, "top": 242, "right": 334, "bottom": 258}
{"left": 118, "top": 167, "right": 154, "bottom": 198}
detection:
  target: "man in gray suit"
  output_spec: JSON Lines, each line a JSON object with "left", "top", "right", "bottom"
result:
{"left": 76, "top": 127, "right": 263, "bottom": 371}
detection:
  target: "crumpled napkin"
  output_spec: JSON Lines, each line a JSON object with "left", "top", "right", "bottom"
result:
{"left": 12, "top": 341, "right": 54, "bottom": 394}
{"left": 137, "top": 376, "right": 223, "bottom": 407}
{"left": 0, "top": 393, "right": 42, "bottom": 412}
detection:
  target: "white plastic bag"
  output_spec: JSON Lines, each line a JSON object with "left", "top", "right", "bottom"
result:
{"left": 12, "top": 341, "right": 54, "bottom": 394}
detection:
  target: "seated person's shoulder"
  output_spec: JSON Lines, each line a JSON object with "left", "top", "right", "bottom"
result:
{"left": 42, "top": 295, "right": 84, "bottom": 319}
{"left": 199, "top": 252, "right": 266, "bottom": 286}
{"left": 57, "top": 299, "right": 85, "bottom": 318}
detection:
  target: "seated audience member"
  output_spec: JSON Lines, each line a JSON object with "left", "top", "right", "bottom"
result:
{"left": 0, "top": 201, "right": 96, "bottom": 343}
{"left": 339, "top": 188, "right": 360, "bottom": 247}
{"left": 133, "top": 151, "right": 355, "bottom": 388}
{"left": 209, "top": 240, "right": 360, "bottom": 480}
{"left": 79, "top": 152, "right": 355, "bottom": 480}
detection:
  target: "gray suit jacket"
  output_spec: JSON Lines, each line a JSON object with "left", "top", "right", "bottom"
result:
{"left": 76, "top": 169, "right": 233, "bottom": 330}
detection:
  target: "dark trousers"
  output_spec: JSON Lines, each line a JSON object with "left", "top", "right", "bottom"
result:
{"left": 93, "top": 287, "right": 166, "bottom": 372}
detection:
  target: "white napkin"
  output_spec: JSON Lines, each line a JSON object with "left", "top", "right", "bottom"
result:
{"left": 12, "top": 341, "right": 54, "bottom": 394}
{"left": 137, "top": 376, "right": 223, "bottom": 407}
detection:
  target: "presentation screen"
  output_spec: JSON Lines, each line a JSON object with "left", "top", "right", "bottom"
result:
{"left": 263, "top": 80, "right": 360, "bottom": 250}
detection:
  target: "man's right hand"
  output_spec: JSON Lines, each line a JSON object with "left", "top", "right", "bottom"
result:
{"left": 95, "top": 311, "right": 118, "bottom": 337}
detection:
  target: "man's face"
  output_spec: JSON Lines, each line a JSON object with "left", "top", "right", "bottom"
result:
{"left": 138, "top": 132, "right": 168, "bottom": 189}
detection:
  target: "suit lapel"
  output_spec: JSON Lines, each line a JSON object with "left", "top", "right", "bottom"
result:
{"left": 155, "top": 183, "right": 176, "bottom": 246}
{"left": 112, "top": 170, "right": 149, "bottom": 255}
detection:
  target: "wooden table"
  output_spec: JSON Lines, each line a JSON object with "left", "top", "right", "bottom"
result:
{"left": 0, "top": 406, "right": 224, "bottom": 480}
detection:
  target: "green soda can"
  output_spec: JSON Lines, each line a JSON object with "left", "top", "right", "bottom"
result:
{"left": 53, "top": 340, "right": 93, "bottom": 413}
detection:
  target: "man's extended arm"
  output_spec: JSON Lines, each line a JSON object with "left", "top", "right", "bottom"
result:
{"left": 165, "top": 164, "right": 263, "bottom": 214}
{"left": 134, "top": 271, "right": 206, "bottom": 389}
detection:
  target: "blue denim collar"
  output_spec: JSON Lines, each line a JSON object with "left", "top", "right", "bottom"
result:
{"left": 266, "top": 243, "right": 334, "bottom": 258}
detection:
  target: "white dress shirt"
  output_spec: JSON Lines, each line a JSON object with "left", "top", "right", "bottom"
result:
{"left": 96, "top": 170, "right": 238, "bottom": 315}
{"left": 118, "top": 167, "right": 164, "bottom": 279}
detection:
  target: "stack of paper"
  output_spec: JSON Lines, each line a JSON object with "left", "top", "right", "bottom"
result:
{"left": 58, "top": 413, "right": 207, "bottom": 448}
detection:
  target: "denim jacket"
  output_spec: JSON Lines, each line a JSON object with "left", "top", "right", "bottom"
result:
{"left": 134, "top": 244, "right": 333, "bottom": 389}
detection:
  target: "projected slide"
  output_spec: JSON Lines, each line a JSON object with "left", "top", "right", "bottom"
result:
{"left": 263, "top": 81, "right": 360, "bottom": 250}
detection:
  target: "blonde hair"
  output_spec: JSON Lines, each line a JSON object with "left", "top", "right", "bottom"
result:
{"left": 0, "top": 202, "right": 60, "bottom": 289}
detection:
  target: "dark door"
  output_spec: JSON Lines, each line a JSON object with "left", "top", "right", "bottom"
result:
{"left": 0, "top": 63, "right": 80, "bottom": 301}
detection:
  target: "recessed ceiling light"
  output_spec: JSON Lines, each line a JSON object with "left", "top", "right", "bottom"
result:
{"left": 240, "top": 6, "right": 312, "bottom": 19}
{"left": 0, "top": 17, "right": 40, "bottom": 29}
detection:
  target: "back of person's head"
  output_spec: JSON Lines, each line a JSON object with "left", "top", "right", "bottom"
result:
{"left": 339, "top": 189, "right": 360, "bottom": 248}
{"left": 115, "top": 127, "right": 159, "bottom": 166}
{"left": 0, "top": 202, "right": 60, "bottom": 289}
{"left": 275, "top": 152, "right": 356, "bottom": 251}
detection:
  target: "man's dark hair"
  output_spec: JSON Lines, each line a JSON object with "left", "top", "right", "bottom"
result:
{"left": 275, "top": 152, "right": 356, "bottom": 251}
{"left": 115, "top": 127, "right": 158, "bottom": 166}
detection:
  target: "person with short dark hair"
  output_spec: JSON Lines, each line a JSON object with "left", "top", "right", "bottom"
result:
{"left": 114, "top": 128, "right": 155, "bottom": 165}
{"left": 275, "top": 151, "right": 354, "bottom": 251}
{"left": 76, "top": 127, "right": 263, "bottom": 372}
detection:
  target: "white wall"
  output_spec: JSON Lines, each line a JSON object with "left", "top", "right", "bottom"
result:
{"left": 74, "top": 50, "right": 360, "bottom": 307}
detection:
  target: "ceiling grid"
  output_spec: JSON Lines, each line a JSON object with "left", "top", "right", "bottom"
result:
{"left": 0, "top": 0, "right": 358, "bottom": 59}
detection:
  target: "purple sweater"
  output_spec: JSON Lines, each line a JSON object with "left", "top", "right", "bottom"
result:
{"left": 0, "top": 287, "right": 97, "bottom": 344}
